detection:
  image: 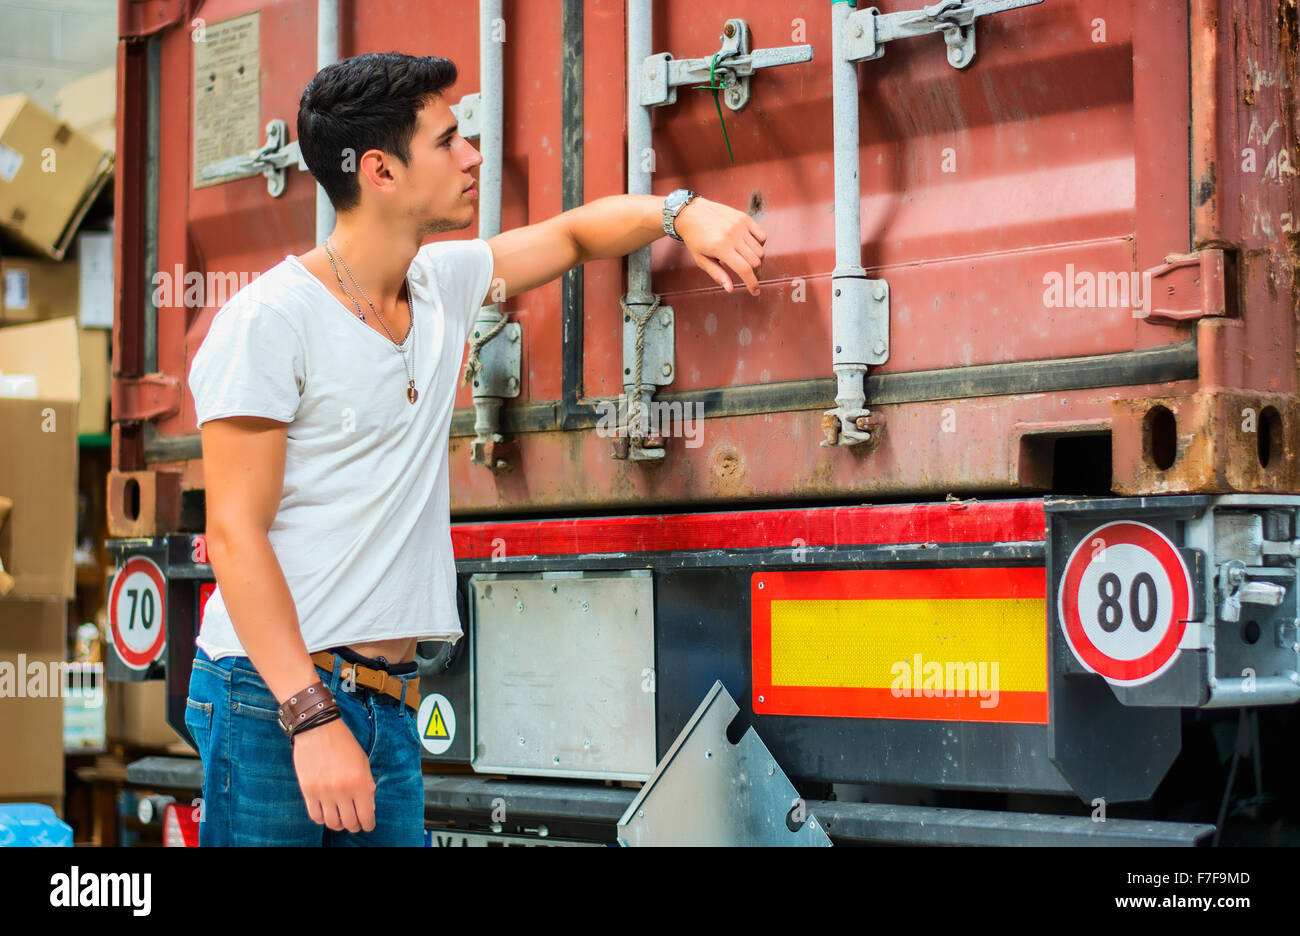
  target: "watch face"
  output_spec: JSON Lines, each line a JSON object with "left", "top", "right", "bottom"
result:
{"left": 666, "top": 189, "right": 689, "bottom": 211}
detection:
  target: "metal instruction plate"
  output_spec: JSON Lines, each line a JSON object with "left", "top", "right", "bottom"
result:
{"left": 193, "top": 12, "right": 261, "bottom": 188}
{"left": 470, "top": 570, "right": 656, "bottom": 780}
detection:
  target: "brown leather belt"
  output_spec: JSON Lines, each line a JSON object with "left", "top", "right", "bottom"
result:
{"left": 310, "top": 651, "right": 421, "bottom": 711}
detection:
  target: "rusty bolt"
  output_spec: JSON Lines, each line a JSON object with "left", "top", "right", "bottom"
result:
{"left": 724, "top": 22, "right": 736, "bottom": 38}
{"left": 821, "top": 412, "right": 842, "bottom": 446}
{"left": 662, "top": 363, "right": 673, "bottom": 378}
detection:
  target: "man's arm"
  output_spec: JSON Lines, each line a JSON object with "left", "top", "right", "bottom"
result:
{"left": 201, "top": 416, "right": 376, "bottom": 833}
{"left": 202, "top": 417, "right": 316, "bottom": 700}
{"left": 483, "top": 193, "right": 766, "bottom": 305}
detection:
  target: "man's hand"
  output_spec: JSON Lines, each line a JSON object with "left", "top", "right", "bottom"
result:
{"left": 292, "top": 718, "right": 377, "bottom": 833}
{"left": 673, "top": 197, "right": 767, "bottom": 296}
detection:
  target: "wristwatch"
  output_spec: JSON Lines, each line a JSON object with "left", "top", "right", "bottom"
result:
{"left": 662, "top": 189, "right": 699, "bottom": 242}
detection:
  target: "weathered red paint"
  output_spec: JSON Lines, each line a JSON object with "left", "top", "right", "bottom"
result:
{"left": 112, "top": 1, "right": 1299, "bottom": 525}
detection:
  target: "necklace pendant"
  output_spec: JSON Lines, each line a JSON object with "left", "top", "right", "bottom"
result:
{"left": 407, "top": 381, "right": 418, "bottom": 404}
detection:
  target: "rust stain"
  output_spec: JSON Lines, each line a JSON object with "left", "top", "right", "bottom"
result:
{"left": 1194, "top": 161, "right": 1217, "bottom": 208}
{"left": 1278, "top": 0, "right": 1300, "bottom": 391}
{"left": 711, "top": 448, "right": 742, "bottom": 480}
{"left": 1112, "top": 392, "right": 1300, "bottom": 494}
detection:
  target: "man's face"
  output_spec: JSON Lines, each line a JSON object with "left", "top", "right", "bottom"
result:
{"left": 389, "top": 94, "right": 482, "bottom": 235}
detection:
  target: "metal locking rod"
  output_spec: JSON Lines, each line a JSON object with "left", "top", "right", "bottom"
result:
{"left": 824, "top": 0, "right": 1043, "bottom": 448}
{"left": 621, "top": 13, "right": 814, "bottom": 461}
{"left": 199, "top": 119, "right": 307, "bottom": 197}
{"left": 844, "top": 0, "right": 1044, "bottom": 70}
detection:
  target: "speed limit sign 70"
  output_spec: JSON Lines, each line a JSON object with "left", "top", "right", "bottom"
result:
{"left": 109, "top": 556, "right": 167, "bottom": 670}
{"left": 1057, "top": 521, "right": 1193, "bottom": 686}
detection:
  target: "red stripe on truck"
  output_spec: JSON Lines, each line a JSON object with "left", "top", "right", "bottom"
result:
{"left": 451, "top": 499, "right": 1045, "bottom": 558}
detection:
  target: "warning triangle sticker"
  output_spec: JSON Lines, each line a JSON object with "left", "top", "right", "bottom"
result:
{"left": 424, "top": 701, "right": 449, "bottom": 740}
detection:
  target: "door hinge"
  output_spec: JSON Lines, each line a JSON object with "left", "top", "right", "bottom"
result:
{"left": 120, "top": 0, "right": 191, "bottom": 40}
{"left": 1141, "top": 248, "right": 1231, "bottom": 324}
{"left": 112, "top": 374, "right": 182, "bottom": 423}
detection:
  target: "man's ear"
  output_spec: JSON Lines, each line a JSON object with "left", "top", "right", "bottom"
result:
{"left": 359, "top": 149, "right": 397, "bottom": 193}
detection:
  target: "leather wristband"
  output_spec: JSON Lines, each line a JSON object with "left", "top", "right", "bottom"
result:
{"left": 277, "top": 680, "right": 339, "bottom": 741}
{"left": 287, "top": 708, "right": 341, "bottom": 747}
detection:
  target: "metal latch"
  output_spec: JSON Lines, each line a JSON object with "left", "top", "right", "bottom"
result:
{"left": 641, "top": 18, "right": 813, "bottom": 110}
{"left": 844, "top": 0, "right": 1044, "bottom": 70}
{"left": 199, "top": 119, "right": 307, "bottom": 197}
{"left": 1218, "top": 559, "right": 1289, "bottom": 623}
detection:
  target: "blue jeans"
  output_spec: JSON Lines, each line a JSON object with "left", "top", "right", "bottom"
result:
{"left": 185, "top": 647, "right": 424, "bottom": 846}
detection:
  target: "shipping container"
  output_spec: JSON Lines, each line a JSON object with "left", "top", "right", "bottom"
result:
{"left": 110, "top": 0, "right": 1300, "bottom": 846}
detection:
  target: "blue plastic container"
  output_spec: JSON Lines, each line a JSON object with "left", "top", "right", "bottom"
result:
{"left": 0, "top": 804, "right": 74, "bottom": 847}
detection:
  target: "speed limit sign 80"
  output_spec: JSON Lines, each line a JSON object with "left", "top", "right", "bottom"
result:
{"left": 1057, "top": 521, "right": 1193, "bottom": 686}
{"left": 108, "top": 556, "right": 167, "bottom": 670}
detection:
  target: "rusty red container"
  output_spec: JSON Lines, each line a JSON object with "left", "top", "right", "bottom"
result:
{"left": 109, "top": 0, "right": 1299, "bottom": 534}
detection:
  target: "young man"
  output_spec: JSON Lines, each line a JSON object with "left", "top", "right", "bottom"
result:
{"left": 185, "top": 51, "right": 765, "bottom": 846}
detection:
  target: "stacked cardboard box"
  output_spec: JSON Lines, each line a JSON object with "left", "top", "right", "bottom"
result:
{"left": 108, "top": 680, "right": 184, "bottom": 749}
{"left": 0, "top": 599, "right": 68, "bottom": 813}
{"left": 1, "top": 256, "right": 78, "bottom": 325}
{"left": 55, "top": 68, "right": 116, "bottom": 157}
{"left": 1, "top": 237, "right": 112, "bottom": 436}
{"left": 0, "top": 94, "right": 112, "bottom": 262}
{"left": 0, "top": 80, "right": 119, "bottom": 822}
{"left": 0, "top": 318, "right": 80, "bottom": 601}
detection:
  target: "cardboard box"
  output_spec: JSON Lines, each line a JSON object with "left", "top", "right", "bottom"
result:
{"left": 77, "top": 328, "right": 108, "bottom": 435}
{"left": 1, "top": 255, "right": 78, "bottom": 325}
{"left": 55, "top": 68, "right": 115, "bottom": 157}
{"left": 0, "top": 318, "right": 79, "bottom": 599}
{"left": 76, "top": 230, "right": 112, "bottom": 328}
{"left": 108, "top": 679, "right": 182, "bottom": 748}
{"left": 0, "top": 598, "right": 68, "bottom": 799}
{"left": 0, "top": 94, "right": 113, "bottom": 261}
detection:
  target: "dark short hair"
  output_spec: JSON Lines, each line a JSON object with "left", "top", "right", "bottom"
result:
{"left": 297, "top": 51, "right": 458, "bottom": 212}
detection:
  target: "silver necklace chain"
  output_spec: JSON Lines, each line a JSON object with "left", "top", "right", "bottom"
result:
{"left": 324, "top": 237, "right": 418, "bottom": 404}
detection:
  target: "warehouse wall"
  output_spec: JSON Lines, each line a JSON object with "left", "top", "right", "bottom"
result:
{"left": 0, "top": 0, "right": 115, "bottom": 113}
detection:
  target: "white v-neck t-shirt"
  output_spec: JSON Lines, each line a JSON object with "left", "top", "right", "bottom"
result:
{"left": 187, "top": 238, "right": 495, "bottom": 661}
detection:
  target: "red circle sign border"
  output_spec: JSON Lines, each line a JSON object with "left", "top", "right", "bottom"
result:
{"left": 109, "top": 556, "right": 167, "bottom": 669}
{"left": 1058, "top": 521, "right": 1191, "bottom": 684}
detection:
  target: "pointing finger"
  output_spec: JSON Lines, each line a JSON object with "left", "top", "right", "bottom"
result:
{"left": 695, "top": 253, "right": 734, "bottom": 293}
